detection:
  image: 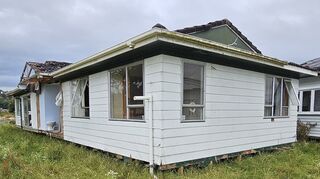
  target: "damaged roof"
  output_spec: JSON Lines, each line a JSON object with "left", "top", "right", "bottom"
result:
{"left": 301, "top": 57, "right": 320, "bottom": 71}
{"left": 175, "top": 19, "right": 262, "bottom": 54}
{"left": 27, "top": 61, "right": 71, "bottom": 73}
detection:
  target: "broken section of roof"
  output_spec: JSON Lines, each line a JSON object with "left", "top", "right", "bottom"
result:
{"left": 7, "top": 60, "right": 71, "bottom": 96}
{"left": 175, "top": 19, "right": 261, "bottom": 54}
{"left": 301, "top": 57, "right": 320, "bottom": 71}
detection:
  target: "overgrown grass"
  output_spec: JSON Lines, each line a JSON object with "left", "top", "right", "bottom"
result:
{"left": 1, "top": 124, "right": 320, "bottom": 178}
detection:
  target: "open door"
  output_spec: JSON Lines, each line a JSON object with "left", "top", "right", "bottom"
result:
{"left": 23, "top": 95, "right": 32, "bottom": 127}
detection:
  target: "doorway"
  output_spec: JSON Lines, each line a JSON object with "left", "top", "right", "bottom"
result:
{"left": 23, "top": 95, "right": 32, "bottom": 127}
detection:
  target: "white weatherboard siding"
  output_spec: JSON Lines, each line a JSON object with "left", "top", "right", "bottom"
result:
{"left": 298, "top": 76, "right": 320, "bottom": 138}
{"left": 61, "top": 54, "right": 298, "bottom": 166}
{"left": 62, "top": 62, "right": 162, "bottom": 165}
{"left": 157, "top": 55, "right": 298, "bottom": 165}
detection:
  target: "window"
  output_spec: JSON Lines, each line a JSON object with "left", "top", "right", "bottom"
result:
{"left": 264, "top": 77, "right": 290, "bottom": 117}
{"left": 314, "top": 90, "right": 320, "bottom": 111}
{"left": 110, "top": 63, "right": 144, "bottom": 120}
{"left": 16, "top": 98, "right": 21, "bottom": 116}
{"left": 71, "top": 77, "right": 89, "bottom": 118}
{"left": 302, "top": 91, "right": 311, "bottom": 112}
{"left": 182, "top": 63, "right": 204, "bottom": 121}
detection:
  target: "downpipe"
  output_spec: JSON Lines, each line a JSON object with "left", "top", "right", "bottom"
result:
{"left": 133, "top": 96, "right": 154, "bottom": 175}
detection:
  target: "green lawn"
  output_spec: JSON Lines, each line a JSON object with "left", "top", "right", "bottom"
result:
{"left": 1, "top": 124, "right": 320, "bottom": 179}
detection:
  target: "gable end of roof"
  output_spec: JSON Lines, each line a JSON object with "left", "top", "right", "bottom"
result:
{"left": 175, "top": 19, "right": 262, "bottom": 54}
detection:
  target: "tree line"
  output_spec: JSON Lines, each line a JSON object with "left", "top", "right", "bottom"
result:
{"left": 0, "top": 90, "right": 14, "bottom": 113}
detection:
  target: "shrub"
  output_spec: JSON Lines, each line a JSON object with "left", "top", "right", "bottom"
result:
{"left": 297, "top": 120, "right": 316, "bottom": 141}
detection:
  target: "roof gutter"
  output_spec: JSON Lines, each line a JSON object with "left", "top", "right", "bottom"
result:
{"left": 51, "top": 28, "right": 317, "bottom": 78}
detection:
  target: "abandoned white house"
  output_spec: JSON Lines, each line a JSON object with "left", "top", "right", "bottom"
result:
{"left": 7, "top": 61, "right": 70, "bottom": 132}
{"left": 9, "top": 19, "right": 318, "bottom": 170}
{"left": 298, "top": 58, "right": 320, "bottom": 138}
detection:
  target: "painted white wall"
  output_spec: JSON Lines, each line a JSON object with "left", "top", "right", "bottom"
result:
{"left": 298, "top": 76, "right": 320, "bottom": 138}
{"left": 39, "top": 84, "right": 61, "bottom": 131}
{"left": 62, "top": 65, "right": 162, "bottom": 164}
{"left": 157, "top": 55, "right": 298, "bottom": 164}
{"left": 61, "top": 54, "right": 299, "bottom": 166}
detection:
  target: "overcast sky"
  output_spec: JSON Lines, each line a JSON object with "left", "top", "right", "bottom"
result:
{"left": 1, "top": 0, "right": 319, "bottom": 91}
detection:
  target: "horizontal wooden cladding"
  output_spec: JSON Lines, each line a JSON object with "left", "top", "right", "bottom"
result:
{"left": 64, "top": 134, "right": 156, "bottom": 163}
{"left": 206, "top": 94, "right": 263, "bottom": 103}
{"left": 161, "top": 139, "right": 294, "bottom": 165}
{"left": 161, "top": 121, "right": 296, "bottom": 138}
{"left": 145, "top": 62, "right": 181, "bottom": 75}
{"left": 145, "top": 82, "right": 181, "bottom": 94}
{"left": 205, "top": 77, "right": 263, "bottom": 90}
{"left": 145, "top": 72, "right": 181, "bottom": 84}
{"left": 207, "top": 64, "right": 265, "bottom": 83}
{"left": 298, "top": 116, "right": 320, "bottom": 137}
{"left": 161, "top": 131, "right": 295, "bottom": 156}
{"left": 161, "top": 126, "right": 295, "bottom": 147}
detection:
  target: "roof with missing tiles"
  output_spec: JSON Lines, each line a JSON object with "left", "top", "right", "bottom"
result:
{"left": 27, "top": 61, "right": 71, "bottom": 73}
{"left": 301, "top": 57, "right": 320, "bottom": 71}
{"left": 175, "top": 19, "right": 262, "bottom": 54}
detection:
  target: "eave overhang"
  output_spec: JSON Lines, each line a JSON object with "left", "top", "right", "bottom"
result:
{"left": 51, "top": 28, "right": 318, "bottom": 81}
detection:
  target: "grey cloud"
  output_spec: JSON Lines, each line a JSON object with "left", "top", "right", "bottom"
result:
{"left": 0, "top": 0, "right": 319, "bottom": 90}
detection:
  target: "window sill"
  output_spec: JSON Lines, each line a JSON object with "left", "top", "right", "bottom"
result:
{"left": 181, "top": 119, "right": 205, "bottom": 123}
{"left": 263, "top": 116, "right": 289, "bottom": 119}
{"left": 71, "top": 116, "right": 90, "bottom": 119}
{"left": 109, "top": 118, "right": 146, "bottom": 123}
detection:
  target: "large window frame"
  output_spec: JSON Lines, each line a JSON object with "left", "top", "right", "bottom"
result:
{"left": 109, "top": 62, "right": 145, "bottom": 121}
{"left": 181, "top": 61, "right": 205, "bottom": 122}
{"left": 264, "top": 76, "right": 291, "bottom": 118}
{"left": 70, "top": 77, "right": 90, "bottom": 118}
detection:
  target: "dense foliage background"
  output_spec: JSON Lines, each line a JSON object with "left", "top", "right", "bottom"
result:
{"left": 0, "top": 90, "right": 14, "bottom": 113}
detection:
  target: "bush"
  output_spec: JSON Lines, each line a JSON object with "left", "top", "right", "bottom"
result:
{"left": 297, "top": 120, "right": 316, "bottom": 141}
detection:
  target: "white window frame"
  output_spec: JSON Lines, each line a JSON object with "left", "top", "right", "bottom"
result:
{"left": 15, "top": 98, "right": 21, "bottom": 116}
{"left": 109, "top": 61, "right": 145, "bottom": 122}
{"left": 181, "top": 61, "right": 205, "bottom": 122}
{"left": 298, "top": 89, "right": 320, "bottom": 114}
{"left": 264, "top": 76, "right": 291, "bottom": 118}
{"left": 70, "top": 77, "right": 90, "bottom": 118}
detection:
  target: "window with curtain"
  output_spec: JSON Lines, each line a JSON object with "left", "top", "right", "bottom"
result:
{"left": 264, "top": 77, "right": 289, "bottom": 117}
{"left": 71, "top": 77, "right": 89, "bottom": 118}
{"left": 182, "top": 63, "right": 204, "bottom": 121}
{"left": 110, "top": 63, "right": 144, "bottom": 120}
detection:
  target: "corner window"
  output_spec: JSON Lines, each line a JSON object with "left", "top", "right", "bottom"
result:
{"left": 71, "top": 77, "right": 89, "bottom": 118}
{"left": 264, "top": 77, "right": 290, "bottom": 117}
{"left": 182, "top": 63, "right": 204, "bottom": 121}
{"left": 302, "top": 91, "right": 311, "bottom": 112}
{"left": 110, "top": 63, "right": 144, "bottom": 120}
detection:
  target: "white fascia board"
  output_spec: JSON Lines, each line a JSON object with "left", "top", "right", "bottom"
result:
{"left": 51, "top": 28, "right": 317, "bottom": 78}
{"left": 283, "top": 64, "right": 318, "bottom": 77}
